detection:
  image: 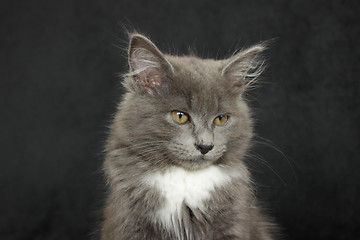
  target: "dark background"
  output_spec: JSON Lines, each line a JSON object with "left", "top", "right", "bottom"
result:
{"left": 1, "top": 0, "right": 359, "bottom": 239}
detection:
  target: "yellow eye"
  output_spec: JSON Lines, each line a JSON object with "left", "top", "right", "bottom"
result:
{"left": 214, "top": 115, "right": 229, "bottom": 126}
{"left": 171, "top": 111, "right": 189, "bottom": 124}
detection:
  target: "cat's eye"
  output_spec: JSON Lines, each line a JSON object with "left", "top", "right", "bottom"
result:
{"left": 171, "top": 111, "right": 189, "bottom": 124}
{"left": 214, "top": 115, "right": 229, "bottom": 126}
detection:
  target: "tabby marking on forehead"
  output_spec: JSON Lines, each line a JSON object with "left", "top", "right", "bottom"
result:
{"left": 142, "top": 166, "right": 241, "bottom": 227}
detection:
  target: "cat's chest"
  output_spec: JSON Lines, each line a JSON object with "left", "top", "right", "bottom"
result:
{"left": 142, "top": 166, "right": 240, "bottom": 225}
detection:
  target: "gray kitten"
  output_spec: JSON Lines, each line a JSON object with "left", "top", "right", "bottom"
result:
{"left": 101, "top": 33, "right": 276, "bottom": 240}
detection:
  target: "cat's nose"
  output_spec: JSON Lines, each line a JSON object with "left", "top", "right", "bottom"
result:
{"left": 195, "top": 143, "right": 214, "bottom": 155}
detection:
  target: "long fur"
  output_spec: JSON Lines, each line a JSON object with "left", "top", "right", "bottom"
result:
{"left": 101, "top": 34, "right": 276, "bottom": 240}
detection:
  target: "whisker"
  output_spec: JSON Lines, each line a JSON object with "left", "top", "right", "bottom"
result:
{"left": 252, "top": 135, "right": 298, "bottom": 182}
{"left": 245, "top": 153, "right": 287, "bottom": 187}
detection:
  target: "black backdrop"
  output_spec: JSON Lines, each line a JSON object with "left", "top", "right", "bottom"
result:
{"left": 1, "top": 0, "right": 359, "bottom": 239}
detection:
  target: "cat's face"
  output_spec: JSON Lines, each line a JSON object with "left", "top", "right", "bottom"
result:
{"left": 117, "top": 34, "right": 264, "bottom": 170}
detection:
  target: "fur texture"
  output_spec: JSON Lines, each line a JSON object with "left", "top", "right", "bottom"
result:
{"left": 101, "top": 34, "right": 276, "bottom": 240}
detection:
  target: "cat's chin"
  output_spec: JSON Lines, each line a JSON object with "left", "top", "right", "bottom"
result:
{"left": 198, "top": 154, "right": 217, "bottom": 162}
{"left": 175, "top": 154, "right": 221, "bottom": 170}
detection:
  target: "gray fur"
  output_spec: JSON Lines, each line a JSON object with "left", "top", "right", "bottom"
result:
{"left": 101, "top": 34, "right": 276, "bottom": 240}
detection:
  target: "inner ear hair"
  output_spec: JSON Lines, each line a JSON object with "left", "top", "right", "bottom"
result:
{"left": 221, "top": 43, "right": 267, "bottom": 89}
{"left": 128, "top": 34, "right": 174, "bottom": 74}
{"left": 126, "top": 34, "right": 174, "bottom": 95}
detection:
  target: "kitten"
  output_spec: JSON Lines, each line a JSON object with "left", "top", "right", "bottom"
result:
{"left": 101, "top": 33, "right": 276, "bottom": 240}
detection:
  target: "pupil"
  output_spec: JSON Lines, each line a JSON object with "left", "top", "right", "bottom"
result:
{"left": 219, "top": 116, "right": 223, "bottom": 121}
{"left": 178, "top": 113, "right": 183, "bottom": 119}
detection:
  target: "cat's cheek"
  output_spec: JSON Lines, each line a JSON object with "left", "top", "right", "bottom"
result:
{"left": 212, "top": 131, "right": 228, "bottom": 155}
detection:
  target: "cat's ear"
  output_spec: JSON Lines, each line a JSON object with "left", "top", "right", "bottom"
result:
{"left": 221, "top": 44, "right": 266, "bottom": 92}
{"left": 126, "top": 34, "right": 174, "bottom": 95}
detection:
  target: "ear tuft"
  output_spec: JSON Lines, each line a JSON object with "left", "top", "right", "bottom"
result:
{"left": 221, "top": 43, "right": 266, "bottom": 91}
{"left": 126, "top": 34, "right": 173, "bottom": 95}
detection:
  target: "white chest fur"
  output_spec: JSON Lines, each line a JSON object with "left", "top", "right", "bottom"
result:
{"left": 142, "top": 166, "right": 240, "bottom": 227}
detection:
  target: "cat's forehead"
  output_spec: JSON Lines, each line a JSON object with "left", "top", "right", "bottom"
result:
{"left": 165, "top": 56, "right": 235, "bottom": 115}
{"left": 167, "top": 55, "right": 222, "bottom": 81}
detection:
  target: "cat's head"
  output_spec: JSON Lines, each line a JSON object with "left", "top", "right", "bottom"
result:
{"left": 115, "top": 34, "right": 265, "bottom": 170}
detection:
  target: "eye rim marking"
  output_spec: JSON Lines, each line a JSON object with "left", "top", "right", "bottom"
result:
{"left": 171, "top": 111, "right": 190, "bottom": 124}
{"left": 214, "top": 114, "right": 229, "bottom": 126}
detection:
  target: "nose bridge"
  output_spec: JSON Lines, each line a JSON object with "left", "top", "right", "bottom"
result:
{"left": 195, "top": 125, "right": 214, "bottom": 145}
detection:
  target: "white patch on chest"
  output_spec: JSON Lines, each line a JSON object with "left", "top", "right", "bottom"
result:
{"left": 142, "top": 166, "right": 240, "bottom": 227}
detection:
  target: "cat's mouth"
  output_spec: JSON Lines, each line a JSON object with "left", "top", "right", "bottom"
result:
{"left": 183, "top": 153, "right": 224, "bottom": 170}
{"left": 196, "top": 146, "right": 227, "bottom": 162}
{"left": 167, "top": 142, "right": 227, "bottom": 167}
{"left": 199, "top": 154, "right": 214, "bottom": 161}
{"left": 165, "top": 143, "right": 228, "bottom": 170}
{"left": 183, "top": 152, "right": 223, "bottom": 163}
